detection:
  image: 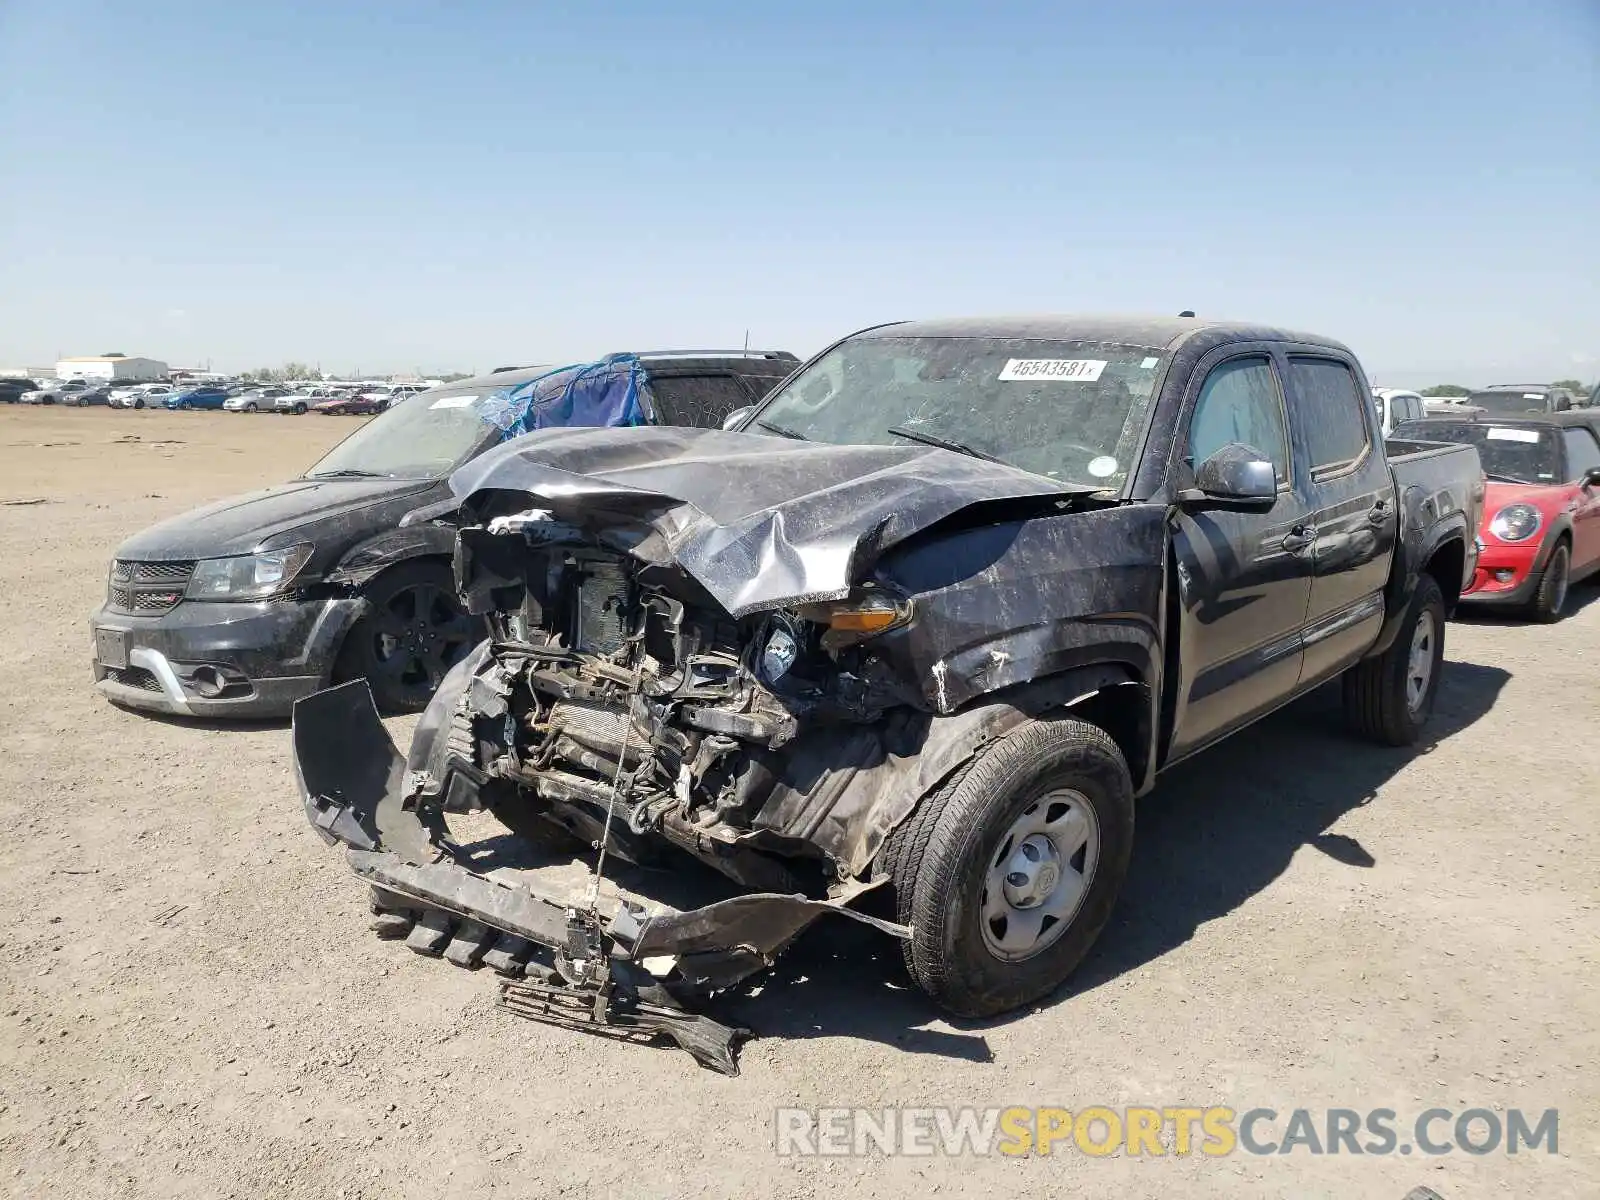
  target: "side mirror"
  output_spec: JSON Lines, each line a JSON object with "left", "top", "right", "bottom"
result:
{"left": 722, "top": 405, "right": 754, "bottom": 431}
{"left": 1180, "top": 444, "right": 1278, "bottom": 512}
{"left": 1583, "top": 467, "right": 1600, "bottom": 489}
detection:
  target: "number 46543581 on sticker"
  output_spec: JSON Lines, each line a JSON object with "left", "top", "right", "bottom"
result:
{"left": 998, "top": 359, "right": 1107, "bottom": 382}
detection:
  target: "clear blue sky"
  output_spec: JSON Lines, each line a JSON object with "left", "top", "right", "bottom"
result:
{"left": 1, "top": 0, "right": 1595, "bottom": 386}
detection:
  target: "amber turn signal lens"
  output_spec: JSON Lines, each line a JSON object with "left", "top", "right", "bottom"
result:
{"left": 827, "top": 608, "right": 902, "bottom": 633}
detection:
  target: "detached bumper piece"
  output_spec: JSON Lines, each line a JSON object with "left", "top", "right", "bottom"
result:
{"left": 292, "top": 680, "right": 908, "bottom": 1075}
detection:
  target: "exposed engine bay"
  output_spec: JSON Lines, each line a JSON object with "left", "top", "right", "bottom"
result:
{"left": 421, "top": 506, "right": 932, "bottom": 898}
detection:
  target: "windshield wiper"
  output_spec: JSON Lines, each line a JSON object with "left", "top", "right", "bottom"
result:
{"left": 753, "top": 418, "right": 807, "bottom": 440}
{"left": 887, "top": 425, "right": 1003, "bottom": 464}
{"left": 1484, "top": 472, "right": 1532, "bottom": 485}
{"left": 307, "top": 468, "right": 389, "bottom": 479}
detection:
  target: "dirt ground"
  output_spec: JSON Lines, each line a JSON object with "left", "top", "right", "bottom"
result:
{"left": 0, "top": 404, "right": 1595, "bottom": 1200}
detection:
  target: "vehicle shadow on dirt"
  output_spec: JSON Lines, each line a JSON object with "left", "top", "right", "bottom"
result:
{"left": 712, "top": 657, "right": 1510, "bottom": 1059}
{"left": 1060, "top": 657, "right": 1509, "bottom": 999}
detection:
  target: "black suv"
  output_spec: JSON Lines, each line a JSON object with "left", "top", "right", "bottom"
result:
{"left": 90, "top": 350, "right": 798, "bottom": 718}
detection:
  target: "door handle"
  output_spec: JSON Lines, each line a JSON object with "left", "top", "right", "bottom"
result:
{"left": 1281, "top": 525, "right": 1317, "bottom": 553}
{"left": 1367, "top": 498, "right": 1392, "bottom": 525}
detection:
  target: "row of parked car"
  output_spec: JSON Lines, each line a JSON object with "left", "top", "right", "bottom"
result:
{"left": 0, "top": 376, "right": 431, "bottom": 415}
{"left": 79, "top": 316, "right": 1600, "bottom": 1066}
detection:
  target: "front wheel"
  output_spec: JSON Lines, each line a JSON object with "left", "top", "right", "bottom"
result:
{"left": 244, "top": 402, "right": 258, "bottom": 413}
{"left": 336, "top": 562, "right": 477, "bottom": 713}
{"left": 1342, "top": 572, "right": 1446, "bottom": 746}
{"left": 293, "top": 402, "right": 308, "bottom": 415}
{"left": 882, "top": 717, "right": 1135, "bottom": 1018}
{"left": 1526, "top": 541, "right": 1570, "bottom": 623}
{"left": 133, "top": 398, "right": 145, "bottom": 409}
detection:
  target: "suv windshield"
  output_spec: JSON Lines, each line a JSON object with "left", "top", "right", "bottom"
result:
{"left": 304, "top": 384, "right": 501, "bottom": 479}
{"left": 1397, "top": 420, "right": 1561, "bottom": 484}
{"left": 751, "top": 336, "right": 1167, "bottom": 487}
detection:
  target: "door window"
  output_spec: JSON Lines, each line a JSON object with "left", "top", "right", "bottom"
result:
{"left": 1188, "top": 356, "right": 1290, "bottom": 480}
{"left": 1289, "top": 358, "right": 1370, "bottom": 472}
{"left": 1562, "top": 428, "right": 1600, "bottom": 480}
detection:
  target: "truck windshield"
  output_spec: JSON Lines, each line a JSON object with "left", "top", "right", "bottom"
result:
{"left": 1397, "top": 421, "right": 1561, "bottom": 484}
{"left": 304, "top": 386, "right": 499, "bottom": 480}
{"left": 751, "top": 336, "right": 1167, "bottom": 487}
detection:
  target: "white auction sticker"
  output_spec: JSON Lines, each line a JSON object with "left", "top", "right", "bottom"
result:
{"left": 1486, "top": 426, "right": 1540, "bottom": 443}
{"left": 1522, "top": 393, "right": 1544, "bottom": 400}
{"left": 1140, "top": 357, "right": 1159, "bottom": 369}
{"left": 429, "top": 394, "right": 478, "bottom": 409}
{"left": 999, "top": 358, "right": 1106, "bottom": 382}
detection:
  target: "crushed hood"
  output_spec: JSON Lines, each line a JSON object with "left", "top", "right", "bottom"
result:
{"left": 449, "top": 426, "right": 1096, "bottom": 616}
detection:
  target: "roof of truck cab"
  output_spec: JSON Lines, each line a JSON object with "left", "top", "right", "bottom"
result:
{"left": 853, "top": 314, "right": 1351, "bottom": 352}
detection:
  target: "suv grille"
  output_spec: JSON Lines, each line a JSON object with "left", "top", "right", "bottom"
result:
{"left": 107, "top": 560, "right": 195, "bottom": 615}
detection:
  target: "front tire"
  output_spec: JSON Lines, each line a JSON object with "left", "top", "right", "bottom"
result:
{"left": 1342, "top": 572, "right": 1446, "bottom": 746}
{"left": 883, "top": 717, "right": 1135, "bottom": 1018}
{"left": 294, "top": 402, "right": 308, "bottom": 415}
{"left": 336, "top": 562, "right": 477, "bottom": 714}
{"left": 133, "top": 398, "right": 145, "bottom": 409}
{"left": 1526, "top": 541, "right": 1570, "bottom": 623}
{"left": 244, "top": 402, "right": 258, "bottom": 413}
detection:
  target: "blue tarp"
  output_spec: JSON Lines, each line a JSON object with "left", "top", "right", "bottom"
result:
{"left": 478, "top": 354, "right": 650, "bottom": 442}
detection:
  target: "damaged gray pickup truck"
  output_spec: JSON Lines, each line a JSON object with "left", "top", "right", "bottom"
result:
{"left": 294, "top": 315, "right": 1483, "bottom": 1072}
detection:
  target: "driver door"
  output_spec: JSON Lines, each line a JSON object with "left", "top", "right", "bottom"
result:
{"left": 1167, "top": 349, "right": 1316, "bottom": 759}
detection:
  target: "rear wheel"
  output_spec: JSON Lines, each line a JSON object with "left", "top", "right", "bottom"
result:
{"left": 882, "top": 716, "right": 1135, "bottom": 1018}
{"left": 337, "top": 562, "right": 477, "bottom": 713}
{"left": 1342, "top": 572, "right": 1446, "bottom": 746}
{"left": 1526, "top": 541, "right": 1570, "bottom": 623}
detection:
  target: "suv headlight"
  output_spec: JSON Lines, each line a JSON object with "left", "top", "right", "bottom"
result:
{"left": 1487, "top": 504, "right": 1542, "bottom": 543}
{"left": 185, "top": 545, "right": 314, "bottom": 600}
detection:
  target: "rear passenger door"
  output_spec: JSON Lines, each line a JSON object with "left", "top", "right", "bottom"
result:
{"left": 1286, "top": 355, "right": 1398, "bottom": 686}
{"left": 1561, "top": 426, "right": 1600, "bottom": 573}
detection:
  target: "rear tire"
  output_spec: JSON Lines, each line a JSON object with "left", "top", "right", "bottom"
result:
{"left": 882, "top": 716, "right": 1135, "bottom": 1019}
{"left": 336, "top": 561, "right": 477, "bottom": 714}
{"left": 1342, "top": 572, "right": 1445, "bottom": 746}
{"left": 1526, "top": 541, "right": 1570, "bottom": 623}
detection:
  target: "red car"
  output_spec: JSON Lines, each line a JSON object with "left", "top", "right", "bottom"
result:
{"left": 313, "top": 391, "right": 388, "bottom": 416}
{"left": 1396, "top": 414, "right": 1600, "bottom": 620}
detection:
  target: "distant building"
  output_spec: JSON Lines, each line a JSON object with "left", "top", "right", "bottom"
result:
{"left": 57, "top": 354, "right": 169, "bottom": 382}
{"left": 0, "top": 365, "right": 57, "bottom": 381}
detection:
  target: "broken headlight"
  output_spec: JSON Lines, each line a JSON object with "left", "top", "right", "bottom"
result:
{"left": 186, "top": 544, "right": 314, "bottom": 601}
{"left": 757, "top": 616, "right": 802, "bottom": 684}
{"left": 796, "top": 589, "right": 913, "bottom": 651}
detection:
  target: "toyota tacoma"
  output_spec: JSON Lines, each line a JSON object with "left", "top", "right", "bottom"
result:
{"left": 294, "top": 315, "right": 1483, "bottom": 1070}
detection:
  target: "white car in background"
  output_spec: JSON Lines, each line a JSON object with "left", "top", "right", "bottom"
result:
{"left": 223, "top": 386, "right": 293, "bottom": 412}
{"left": 109, "top": 383, "right": 178, "bottom": 409}
{"left": 1371, "top": 388, "right": 1428, "bottom": 435}
{"left": 269, "top": 386, "right": 341, "bottom": 415}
